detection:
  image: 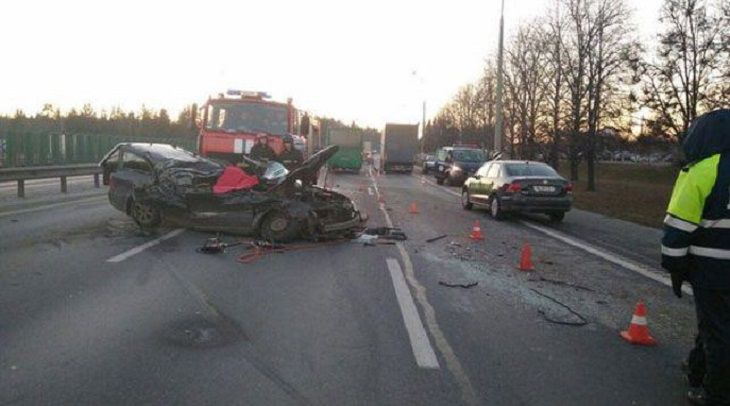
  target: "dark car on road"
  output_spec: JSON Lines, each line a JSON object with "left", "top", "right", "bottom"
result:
{"left": 434, "top": 147, "right": 488, "bottom": 186}
{"left": 100, "top": 143, "right": 366, "bottom": 241}
{"left": 461, "top": 160, "right": 573, "bottom": 222}
{"left": 415, "top": 153, "right": 436, "bottom": 174}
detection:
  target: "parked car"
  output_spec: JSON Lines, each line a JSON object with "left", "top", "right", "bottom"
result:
{"left": 434, "top": 146, "right": 488, "bottom": 186}
{"left": 461, "top": 160, "right": 573, "bottom": 222}
{"left": 415, "top": 153, "right": 436, "bottom": 174}
{"left": 100, "top": 143, "right": 366, "bottom": 241}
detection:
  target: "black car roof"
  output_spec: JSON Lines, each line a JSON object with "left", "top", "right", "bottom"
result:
{"left": 100, "top": 143, "right": 203, "bottom": 165}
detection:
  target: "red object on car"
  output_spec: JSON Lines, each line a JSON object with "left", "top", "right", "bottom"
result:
{"left": 213, "top": 166, "right": 259, "bottom": 194}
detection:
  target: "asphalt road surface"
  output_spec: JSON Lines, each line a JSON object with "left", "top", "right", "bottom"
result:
{"left": 0, "top": 169, "right": 698, "bottom": 405}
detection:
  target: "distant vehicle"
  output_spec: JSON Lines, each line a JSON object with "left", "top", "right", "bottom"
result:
{"left": 415, "top": 153, "right": 436, "bottom": 174}
{"left": 461, "top": 160, "right": 573, "bottom": 222}
{"left": 381, "top": 123, "right": 419, "bottom": 173}
{"left": 100, "top": 143, "right": 366, "bottom": 240}
{"left": 197, "top": 90, "right": 306, "bottom": 164}
{"left": 434, "top": 146, "right": 488, "bottom": 186}
{"left": 326, "top": 127, "right": 363, "bottom": 172}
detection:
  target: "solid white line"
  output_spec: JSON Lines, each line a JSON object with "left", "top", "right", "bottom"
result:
{"left": 0, "top": 195, "right": 107, "bottom": 218}
{"left": 419, "top": 174, "right": 693, "bottom": 296}
{"left": 106, "top": 228, "right": 185, "bottom": 263}
{"left": 520, "top": 221, "right": 693, "bottom": 296}
{"left": 386, "top": 258, "right": 440, "bottom": 369}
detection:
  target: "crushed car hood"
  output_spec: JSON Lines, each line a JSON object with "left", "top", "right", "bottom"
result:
{"left": 274, "top": 145, "right": 339, "bottom": 189}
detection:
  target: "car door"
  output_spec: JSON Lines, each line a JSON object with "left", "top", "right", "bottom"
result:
{"left": 115, "top": 150, "right": 155, "bottom": 206}
{"left": 469, "top": 163, "right": 491, "bottom": 204}
{"left": 484, "top": 162, "right": 501, "bottom": 197}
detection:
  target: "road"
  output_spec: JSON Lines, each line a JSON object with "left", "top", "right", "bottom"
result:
{"left": 0, "top": 169, "right": 697, "bottom": 405}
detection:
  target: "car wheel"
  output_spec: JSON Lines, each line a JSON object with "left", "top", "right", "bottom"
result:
{"left": 549, "top": 212, "right": 565, "bottom": 222}
{"left": 436, "top": 177, "right": 444, "bottom": 185}
{"left": 461, "top": 190, "right": 473, "bottom": 210}
{"left": 259, "top": 210, "right": 301, "bottom": 243}
{"left": 490, "top": 196, "right": 504, "bottom": 220}
{"left": 131, "top": 199, "right": 161, "bottom": 228}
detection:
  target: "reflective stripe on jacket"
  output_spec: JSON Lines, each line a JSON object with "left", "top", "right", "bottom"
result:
{"left": 662, "top": 152, "right": 730, "bottom": 288}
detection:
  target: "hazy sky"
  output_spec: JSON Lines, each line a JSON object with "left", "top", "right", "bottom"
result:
{"left": 1, "top": 0, "right": 663, "bottom": 127}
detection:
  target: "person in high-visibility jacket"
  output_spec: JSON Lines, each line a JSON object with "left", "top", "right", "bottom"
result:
{"left": 662, "top": 109, "right": 730, "bottom": 406}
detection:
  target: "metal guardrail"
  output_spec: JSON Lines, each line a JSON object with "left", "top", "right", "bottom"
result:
{"left": 0, "top": 164, "right": 102, "bottom": 198}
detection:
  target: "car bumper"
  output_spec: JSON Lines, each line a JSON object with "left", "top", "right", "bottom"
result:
{"left": 321, "top": 210, "right": 368, "bottom": 233}
{"left": 500, "top": 195, "right": 573, "bottom": 213}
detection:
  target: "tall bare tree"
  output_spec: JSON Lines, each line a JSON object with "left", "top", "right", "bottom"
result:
{"left": 642, "top": 0, "right": 728, "bottom": 141}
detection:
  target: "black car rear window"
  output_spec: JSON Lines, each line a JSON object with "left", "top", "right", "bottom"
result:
{"left": 504, "top": 163, "right": 558, "bottom": 177}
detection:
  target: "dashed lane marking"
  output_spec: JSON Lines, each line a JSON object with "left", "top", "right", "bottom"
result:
{"left": 371, "top": 173, "right": 479, "bottom": 405}
{"left": 106, "top": 228, "right": 185, "bottom": 263}
{"left": 385, "top": 258, "right": 440, "bottom": 369}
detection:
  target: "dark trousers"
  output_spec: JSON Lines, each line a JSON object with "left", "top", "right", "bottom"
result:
{"left": 688, "top": 284, "right": 730, "bottom": 405}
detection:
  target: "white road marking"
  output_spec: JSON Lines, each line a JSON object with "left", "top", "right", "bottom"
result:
{"left": 385, "top": 258, "right": 440, "bottom": 369}
{"left": 519, "top": 221, "right": 693, "bottom": 296}
{"left": 106, "top": 228, "right": 185, "bottom": 263}
{"left": 0, "top": 195, "right": 108, "bottom": 218}
{"left": 370, "top": 173, "right": 478, "bottom": 405}
{"left": 419, "top": 173, "right": 692, "bottom": 296}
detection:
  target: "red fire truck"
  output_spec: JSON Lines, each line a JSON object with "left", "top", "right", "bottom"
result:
{"left": 197, "top": 90, "right": 305, "bottom": 163}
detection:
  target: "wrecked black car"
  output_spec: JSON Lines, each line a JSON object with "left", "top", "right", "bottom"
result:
{"left": 100, "top": 143, "right": 367, "bottom": 241}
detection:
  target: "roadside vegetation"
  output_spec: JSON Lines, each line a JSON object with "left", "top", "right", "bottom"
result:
{"left": 559, "top": 161, "right": 677, "bottom": 228}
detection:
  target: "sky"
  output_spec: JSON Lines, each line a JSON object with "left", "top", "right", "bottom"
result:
{"left": 1, "top": 0, "right": 663, "bottom": 128}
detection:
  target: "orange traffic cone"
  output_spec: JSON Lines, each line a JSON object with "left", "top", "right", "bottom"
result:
{"left": 620, "top": 302, "right": 656, "bottom": 346}
{"left": 409, "top": 202, "right": 419, "bottom": 214}
{"left": 519, "top": 242, "right": 535, "bottom": 271}
{"left": 469, "top": 220, "right": 484, "bottom": 241}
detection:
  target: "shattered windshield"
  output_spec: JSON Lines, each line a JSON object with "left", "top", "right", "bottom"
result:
{"left": 206, "top": 102, "right": 289, "bottom": 136}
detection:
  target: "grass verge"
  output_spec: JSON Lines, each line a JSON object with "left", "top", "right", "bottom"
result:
{"left": 557, "top": 161, "right": 678, "bottom": 228}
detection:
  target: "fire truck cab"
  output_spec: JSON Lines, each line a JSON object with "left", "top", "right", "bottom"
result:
{"left": 198, "top": 90, "right": 305, "bottom": 163}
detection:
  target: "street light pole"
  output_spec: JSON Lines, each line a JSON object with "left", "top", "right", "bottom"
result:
{"left": 421, "top": 100, "right": 426, "bottom": 153}
{"left": 493, "top": 0, "right": 505, "bottom": 156}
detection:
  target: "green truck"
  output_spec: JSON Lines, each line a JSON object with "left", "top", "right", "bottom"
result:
{"left": 326, "top": 127, "right": 363, "bottom": 172}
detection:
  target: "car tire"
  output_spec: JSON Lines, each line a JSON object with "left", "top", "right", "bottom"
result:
{"left": 461, "top": 190, "right": 473, "bottom": 210}
{"left": 549, "top": 212, "right": 565, "bottom": 222}
{"left": 489, "top": 196, "right": 505, "bottom": 220}
{"left": 131, "top": 199, "right": 161, "bottom": 228}
{"left": 436, "top": 177, "right": 444, "bottom": 185}
{"left": 259, "top": 210, "right": 301, "bottom": 243}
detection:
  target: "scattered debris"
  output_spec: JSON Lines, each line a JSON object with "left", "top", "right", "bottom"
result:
{"left": 363, "top": 227, "right": 407, "bottom": 241}
{"left": 529, "top": 276, "right": 595, "bottom": 293}
{"left": 439, "top": 281, "right": 478, "bottom": 289}
{"left": 539, "top": 258, "right": 555, "bottom": 265}
{"left": 196, "top": 236, "right": 245, "bottom": 254}
{"left": 426, "top": 234, "right": 448, "bottom": 243}
{"left": 530, "top": 288, "right": 588, "bottom": 327}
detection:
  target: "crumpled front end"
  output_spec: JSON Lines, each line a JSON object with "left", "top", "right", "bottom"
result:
{"left": 303, "top": 186, "right": 368, "bottom": 239}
